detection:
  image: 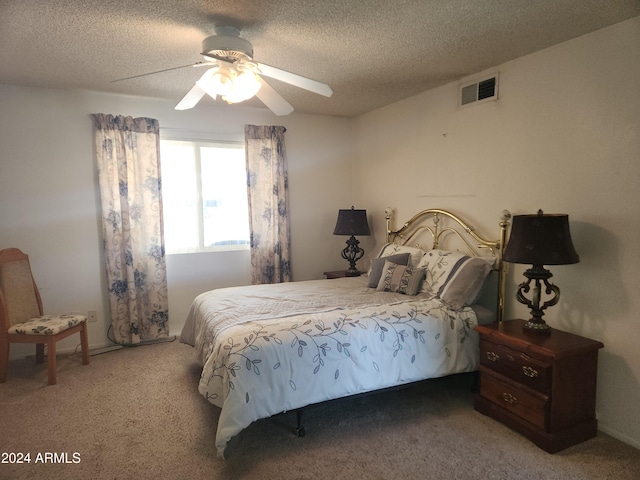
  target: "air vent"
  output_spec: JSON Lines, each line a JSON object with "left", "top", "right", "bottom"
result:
{"left": 459, "top": 73, "right": 499, "bottom": 107}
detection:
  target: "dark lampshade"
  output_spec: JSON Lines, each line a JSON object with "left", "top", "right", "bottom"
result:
{"left": 503, "top": 211, "right": 579, "bottom": 266}
{"left": 333, "top": 208, "right": 371, "bottom": 236}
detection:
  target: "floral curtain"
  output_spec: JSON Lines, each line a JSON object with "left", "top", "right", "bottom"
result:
{"left": 91, "top": 114, "right": 169, "bottom": 345}
{"left": 245, "top": 125, "right": 291, "bottom": 284}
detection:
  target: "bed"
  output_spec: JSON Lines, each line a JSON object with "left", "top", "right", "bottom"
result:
{"left": 180, "top": 207, "right": 511, "bottom": 457}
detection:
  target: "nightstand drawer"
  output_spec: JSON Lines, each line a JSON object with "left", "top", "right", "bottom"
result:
{"left": 479, "top": 366, "right": 549, "bottom": 430}
{"left": 480, "top": 339, "right": 551, "bottom": 392}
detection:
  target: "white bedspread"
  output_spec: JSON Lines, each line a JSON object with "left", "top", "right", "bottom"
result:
{"left": 181, "top": 277, "right": 480, "bottom": 457}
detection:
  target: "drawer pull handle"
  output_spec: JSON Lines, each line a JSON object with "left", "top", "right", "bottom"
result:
{"left": 502, "top": 393, "right": 517, "bottom": 405}
{"left": 486, "top": 351, "right": 500, "bottom": 362}
{"left": 523, "top": 366, "right": 539, "bottom": 378}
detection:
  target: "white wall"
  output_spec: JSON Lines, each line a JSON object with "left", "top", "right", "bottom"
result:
{"left": 0, "top": 87, "right": 353, "bottom": 358}
{"left": 352, "top": 17, "right": 640, "bottom": 448}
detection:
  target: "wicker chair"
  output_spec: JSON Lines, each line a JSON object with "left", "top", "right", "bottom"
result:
{"left": 0, "top": 248, "right": 89, "bottom": 385}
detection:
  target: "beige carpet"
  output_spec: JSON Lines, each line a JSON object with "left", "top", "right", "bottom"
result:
{"left": 1, "top": 340, "right": 638, "bottom": 480}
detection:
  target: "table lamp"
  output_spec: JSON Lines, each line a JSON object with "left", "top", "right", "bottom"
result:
{"left": 503, "top": 210, "right": 579, "bottom": 335}
{"left": 333, "top": 206, "right": 371, "bottom": 276}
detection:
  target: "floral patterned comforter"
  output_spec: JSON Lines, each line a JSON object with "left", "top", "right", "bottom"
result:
{"left": 180, "top": 276, "right": 480, "bottom": 457}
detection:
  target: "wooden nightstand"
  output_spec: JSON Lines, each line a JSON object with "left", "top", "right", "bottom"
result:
{"left": 323, "top": 270, "right": 361, "bottom": 279}
{"left": 474, "top": 319, "right": 604, "bottom": 453}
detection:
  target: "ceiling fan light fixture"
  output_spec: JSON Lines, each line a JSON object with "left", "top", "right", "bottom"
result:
{"left": 210, "top": 66, "right": 234, "bottom": 96}
{"left": 196, "top": 62, "right": 262, "bottom": 104}
{"left": 226, "top": 70, "right": 262, "bottom": 103}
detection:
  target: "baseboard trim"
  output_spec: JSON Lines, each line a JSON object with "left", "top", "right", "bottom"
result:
{"left": 598, "top": 423, "right": 640, "bottom": 450}
{"left": 19, "top": 336, "right": 177, "bottom": 360}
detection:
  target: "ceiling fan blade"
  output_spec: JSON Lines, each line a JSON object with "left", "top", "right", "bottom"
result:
{"left": 111, "top": 62, "right": 210, "bottom": 83}
{"left": 255, "top": 77, "right": 294, "bottom": 116}
{"left": 174, "top": 68, "right": 217, "bottom": 110}
{"left": 175, "top": 84, "right": 206, "bottom": 110}
{"left": 255, "top": 62, "right": 333, "bottom": 97}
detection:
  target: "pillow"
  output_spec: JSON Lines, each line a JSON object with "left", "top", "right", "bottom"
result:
{"left": 373, "top": 243, "right": 427, "bottom": 268}
{"left": 376, "top": 260, "right": 426, "bottom": 296}
{"left": 439, "top": 257, "right": 492, "bottom": 308}
{"left": 368, "top": 253, "right": 410, "bottom": 287}
{"left": 417, "top": 250, "right": 493, "bottom": 308}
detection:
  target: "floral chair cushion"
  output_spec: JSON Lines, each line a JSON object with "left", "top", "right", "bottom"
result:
{"left": 7, "top": 314, "right": 87, "bottom": 336}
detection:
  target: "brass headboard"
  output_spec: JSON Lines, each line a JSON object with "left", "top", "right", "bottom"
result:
{"left": 385, "top": 208, "right": 511, "bottom": 322}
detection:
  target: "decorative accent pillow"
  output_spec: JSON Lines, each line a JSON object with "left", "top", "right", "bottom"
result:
{"left": 367, "top": 253, "right": 410, "bottom": 287}
{"left": 417, "top": 250, "right": 493, "bottom": 308}
{"left": 376, "top": 260, "right": 426, "bottom": 296}
{"left": 372, "top": 243, "right": 427, "bottom": 268}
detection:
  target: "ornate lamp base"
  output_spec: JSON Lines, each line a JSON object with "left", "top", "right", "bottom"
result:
{"left": 341, "top": 235, "right": 364, "bottom": 276}
{"left": 523, "top": 318, "right": 552, "bottom": 335}
{"left": 516, "top": 265, "right": 559, "bottom": 336}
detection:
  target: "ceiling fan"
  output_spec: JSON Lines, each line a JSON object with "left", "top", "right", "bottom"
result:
{"left": 113, "top": 26, "right": 333, "bottom": 116}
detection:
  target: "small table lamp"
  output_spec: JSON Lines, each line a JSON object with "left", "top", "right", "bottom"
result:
{"left": 503, "top": 210, "right": 579, "bottom": 335}
{"left": 333, "top": 206, "right": 371, "bottom": 276}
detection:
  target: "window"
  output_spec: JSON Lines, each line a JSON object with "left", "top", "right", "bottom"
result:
{"left": 160, "top": 139, "right": 250, "bottom": 254}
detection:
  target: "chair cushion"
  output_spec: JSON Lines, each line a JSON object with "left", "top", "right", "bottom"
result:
{"left": 7, "top": 314, "right": 87, "bottom": 335}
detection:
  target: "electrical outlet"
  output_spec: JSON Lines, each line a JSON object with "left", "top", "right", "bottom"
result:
{"left": 88, "top": 310, "right": 97, "bottom": 323}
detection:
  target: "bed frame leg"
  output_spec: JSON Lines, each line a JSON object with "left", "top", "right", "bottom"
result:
{"left": 295, "top": 409, "right": 306, "bottom": 437}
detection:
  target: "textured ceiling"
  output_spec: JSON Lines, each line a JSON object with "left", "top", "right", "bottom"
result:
{"left": 1, "top": 1, "right": 639, "bottom": 118}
